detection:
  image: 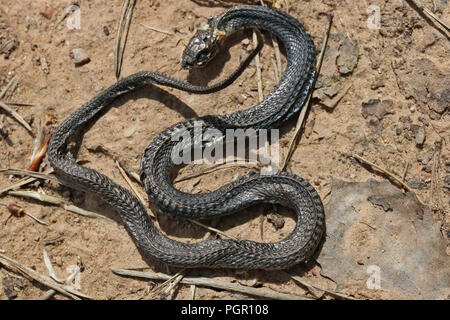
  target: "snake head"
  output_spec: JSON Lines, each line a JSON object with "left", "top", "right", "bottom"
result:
{"left": 181, "top": 19, "right": 220, "bottom": 69}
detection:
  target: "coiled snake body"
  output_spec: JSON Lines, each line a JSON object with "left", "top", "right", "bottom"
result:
{"left": 48, "top": 5, "right": 325, "bottom": 269}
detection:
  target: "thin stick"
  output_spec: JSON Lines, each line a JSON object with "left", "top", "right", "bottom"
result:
{"left": 116, "top": 160, "right": 149, "bottom": 212}
{"left": 410, "top": 0, "right": 450, "bottom": 32}
{"left": 118, "top": 160, "right": 141, "bottom": 183}
{"left": 38, "top": 289, "right": 56, "bottom": 300}
{"left": 190, "top": 284, "right": 196, "bottom": 300}
{"left": 0, "top": 75, "right": 19, "bottom": 99}
{"left": 0, "top": 168, "right": 54, "bottom": 196}
{"left": 402, "top": 162, "right": 409, "bottom": 181}
{"left": 353, "top": 154, "right": 412, "bottom": 192}
{"left": 430, "top": 141, "right": 442, "bottom": 209}
{"left": 140, "top": 23, "right": 173, "bottom": 35}
{"left": 288, "top": 273, "right": 357, "bottom": 300}
{"left": 281, "top": 15, "right": 333, "bottom": 171}
{"left": 0, "top": 101, "right": 33, "bottom": 135}
{"left": 0, "top": 253, "right": 92, "bottom": 300}
{"left": 165, "top": 273, "right": 184, "bottom": 299}
{"left": 1, "top": 102, "right": 35, "bottom": 107}
{"left": 173, "top": 163, "right": 260, "bottom": 184}
{"left": 112, "top": 268, "right": 311, "bottom": 300}
{"left": 0, "top": 168, "right": 85, "bottom": 192}
{"left": 7, "top": 190, "right": 113, "bottom": 222}
{"left": 24, "top": 211, "right": 48, "bottom": 226}
{"left": 64, "top": 204, "right": 112, "bottom": 221}
{"left": 188, "top": 219, "right": 239, "bottom": 242}
{"left": 148, "top": 270, "right": 185, "bottom": 299}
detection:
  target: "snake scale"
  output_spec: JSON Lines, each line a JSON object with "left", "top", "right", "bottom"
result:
{"left": 48, "top": 5, "right": 325, "bottom": 269}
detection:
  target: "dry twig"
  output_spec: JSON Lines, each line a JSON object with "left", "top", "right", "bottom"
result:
{"left": 0, "top": 253, "right": 92, "bottom": 300}
{"left": 352, "top": 154, "right": 412, "bottom": 192}
{"left": 408, "top": 0, "right": 450, "bottom": 32}
{"left": 140, "top": 23, "right": 173, "bottom": 35}
{"left": 112, "top": 268, "right": 311, "bottom": 300}
{"left": 288, "top": 272, "right": 357, "bottom": 300}
{"left": 0, "top": 101, "right": 33, "bottom": 135}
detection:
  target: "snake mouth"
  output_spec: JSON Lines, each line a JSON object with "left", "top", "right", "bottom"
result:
{"left": 181, "top": 60, "right": 194, "bottom": 70}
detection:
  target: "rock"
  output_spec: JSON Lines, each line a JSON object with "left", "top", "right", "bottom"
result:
{"left": 313, "top": 124, "right": 334, "bottom": 140}
{"left": 410, "top": 124, "right": 426, "bottom": 146}
{"left": 346, "top": 124, "right": 366, "bottom": 143}
{"left": 361, "top": 99, "right": 394, "bottom": 120}
{"left": 368, "top": 195, "right": 393, "bottom": 212}
{"left": 407, "top": 177, "right": 426, "bottom": 189}
{"left": 38, "top": 1, "right": 54, "bottom": 19}
{"left": 2, "top": 276, "right": 23, "bottom": 299}
{"left": 394, "top": 58, "right": 449, "bottom": 119}
{"left": 267, "top": 213, "right": 285, "bottom": 230}
{"left": 370, "top": 79, "right": 385, "bottom": 90}
{"left": 71, "top": 48, "right": 90, "bottom": 65}
{"left": 420, "top": 31, "right": 436, "bottom": 52}
{"left": 318, "top": 179, "right": 450, "bottom": 299}
{"left": 443, "top": 175, "right": 450, "bottom": 191}
{"left": 337, "top": 38, "right": 359, "bottom": 75}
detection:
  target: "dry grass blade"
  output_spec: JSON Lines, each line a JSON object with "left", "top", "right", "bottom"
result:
{"left": 0, "top": 253, "right": 92, "bottom": 300}
{"left": 0, "top": 101, "right": 33, "bottom": 135}
{"left": 173, "top": 163, "right": 260, "bottom": 184}
{"left": 140, "top": 23, "right": 173, "bottom": 35}
{"left": 148, "top": 270, "right": 185, "bottom": 299}
{"left": 112, "top": 268, "right": 311, "bottom": 300}
{"left": 352, "top": 154, "right": 412, "bottom": 192}
{"left": 0, "top": 75, "right": 19, "bottom": 100}
{"left": 0, "top": 168, "right": 54, "bottom": 196}
{"left": 409, "top": 0, "right": 450, "bottom": 32}
{"left": 118, "top": 160, "right": 141, "bottom": 183}
{"left": 281, "top": 15, "right": 333, "bottom": 171}
{"left": 288, "top": 272, "right": 357, "bottom": 300}
{"left": 114, "top": 0, "right": 136, "bottom": 79}
{"left": 0, "top": 168, "right": 85, "bottom": 192}
{"left": 2, "top": 102, "right": 35, "bottom": 107}
{"left": 116, "top": 160, "right": 150, "bottom": 214}
{"left": 64, "top": 204, "right": 112, "bottom": 221}
{"left": 43, "top": 248, "right": 65, "bottom": 284}
{"left": 7, "top": 183, "right": 113, "bottom": 222}
{"left": 188, "top": 219, "right": 239, "bottom": 241}
{"left": 190, "top": 284, "right": 196, "bottom": 300}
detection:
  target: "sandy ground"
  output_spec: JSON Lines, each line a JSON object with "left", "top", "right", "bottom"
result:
{"left": 0, "top": 0, "right": 448, "bottom": 300}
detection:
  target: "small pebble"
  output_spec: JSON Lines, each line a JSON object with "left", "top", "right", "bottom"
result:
{"left": 39, "top": 1, "right": 54, "bottom": 19}
{"left": 71, "top": 48, "right": 90, "bottom": 65}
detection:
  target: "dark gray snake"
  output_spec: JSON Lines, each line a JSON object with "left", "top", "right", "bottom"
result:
{"left": 48, "top": 5, "right": 325, "bottom": 269}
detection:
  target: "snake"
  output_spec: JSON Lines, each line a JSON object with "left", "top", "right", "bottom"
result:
{"left": 48, "top": 5, "right": 325, "bottom": 269}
